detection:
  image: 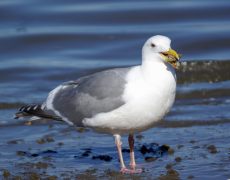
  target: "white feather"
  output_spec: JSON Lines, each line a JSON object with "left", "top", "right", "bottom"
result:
{"left": 45, "top": 85, "right": 74, "bottom": 125}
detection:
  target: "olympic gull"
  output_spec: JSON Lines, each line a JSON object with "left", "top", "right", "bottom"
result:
{"left": 15, "top": 35, "right": 181, "bottom": 173}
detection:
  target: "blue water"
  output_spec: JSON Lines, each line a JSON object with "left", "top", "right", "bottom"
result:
{"left": 0, "top": 0, "right": 230, "bottom": 179}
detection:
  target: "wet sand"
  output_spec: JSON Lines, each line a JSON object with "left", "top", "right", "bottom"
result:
{"left": 0, "top": 123, "right": 229, "bottom": 179}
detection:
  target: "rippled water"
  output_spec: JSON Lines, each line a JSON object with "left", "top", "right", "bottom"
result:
{"left": 0, "top": 0, "right": 230, "bottom": 179}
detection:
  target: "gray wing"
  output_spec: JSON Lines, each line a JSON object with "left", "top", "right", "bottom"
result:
{"left": 45, "top": 67, "right": 130, "bottom": 126}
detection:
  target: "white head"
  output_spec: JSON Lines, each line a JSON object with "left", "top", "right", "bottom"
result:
{"left": 142, "top": 35, "right": 181, "bottom": 69}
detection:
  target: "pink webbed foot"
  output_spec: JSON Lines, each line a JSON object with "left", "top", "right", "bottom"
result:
{"left": 120, "top": 167, "right": 143, "bottom": 174}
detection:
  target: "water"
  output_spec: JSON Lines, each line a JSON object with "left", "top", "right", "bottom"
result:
{"left": 0, "top": 0, "right": 230, "bottom": 179}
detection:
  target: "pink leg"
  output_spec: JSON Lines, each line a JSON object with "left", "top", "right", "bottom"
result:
{"left": 128, "top": 134, "right": 136, "bottom": 169}
{"left": 114, "top": 134, "right": 126, "bottom": 169}
{"left": 114, "top": 134, "right": 142, "bottom": 174}
{"left": 128, "top": 134, "right": 142, "bottom": 173}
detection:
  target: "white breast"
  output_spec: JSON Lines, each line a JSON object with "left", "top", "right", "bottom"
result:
{"left": 83, "top": 62, "right": 176, "bottom": 133}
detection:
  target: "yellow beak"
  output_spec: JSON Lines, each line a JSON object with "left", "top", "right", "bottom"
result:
{"left": 160, "top": 48, "right": 181, "bottom": 69}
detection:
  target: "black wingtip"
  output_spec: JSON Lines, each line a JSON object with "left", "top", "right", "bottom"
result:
{"left": 14, "top": 115, "right": 19, "bottom": 119}
{"left": 15, "top": 104, "right": 63, "bottom": 122}
{"left": 15, "top": 104, "right": 42, "bottom": 119}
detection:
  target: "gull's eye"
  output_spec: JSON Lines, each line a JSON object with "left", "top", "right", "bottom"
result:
{"left": 151, "top": 43, "right": 155, "bottom": 48}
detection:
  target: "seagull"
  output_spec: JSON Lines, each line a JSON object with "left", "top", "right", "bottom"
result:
{"left": 15, "top": 35, "right": 181, "bottom": 173}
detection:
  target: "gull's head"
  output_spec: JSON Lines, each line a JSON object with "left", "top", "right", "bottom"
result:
{"left": 142, "top": 35, "right": 181, "bottom": 69}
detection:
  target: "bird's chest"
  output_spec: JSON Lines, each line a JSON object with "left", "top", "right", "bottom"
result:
{"left": 122, "top": 66, "right": 176, "bottom": 120}
{"left": 124, "top": 69, "right": 175, "bottom": 102}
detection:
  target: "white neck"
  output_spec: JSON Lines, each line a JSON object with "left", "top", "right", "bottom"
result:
{"left": 141, "top": 52, "right": 172, "bottom": 79}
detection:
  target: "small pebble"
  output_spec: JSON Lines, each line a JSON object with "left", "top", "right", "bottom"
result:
{"left": 159, "top": 168, "right": 180, "bottom": 180}
{"left": 92, "top": 155, "right": 112, "bottom": 162}
{"left": 46, "top": 175, "right": 57, "bottom": 180}
{"left": 7, "top": 139, "right": 24, "bottom": 144}
{"left": 167, "top": 168, "right": 179, "bottom": 176}
{"left": 36, "top": 138, "right": 46, "bottom": 144}
{"left": 175, "top": 157, "right": 182, "bottom": 162}
{"left": 46, "top": 136, "right": 55, "bottom": 142}
{"left": 159, "top": 144, "right": 170, "bottom": 152}
{"left": 42, "top": 150, "right": 57, "bottom": 154}
{"left": 145, "top": 156, "right": 157, "bottom": 162}
{"left": 177, "top": 144, "right": 184, "bottom": 149}
{"left": 31, "top": 153, "right": 39, "bottom": 157}
{"left": 57, "top": 142, "right": 64, "bottom": 146}
{"left": 207, "top": 145, "right": 217, "bottom": 154}
{"left": 28, "top": 172, "right": 40, "bottom": 179}
{"left": 2, "top": 169, "right": 10, "bottom": 178}
{"left": 34, "top": 162, "right": 49, "bottom": 169}
{"left": 81, "top": 150, "right": 91, "bottom": 157}
{"left": 187, "top": 175, "right": 194, "bottom": 179}
{"left": 16, "top": 151, "right": 27, "bottom": 156}
{"left": 140, "top": 145, "right": 150, "bottom": 154}
{"left": 168, "top": 148, "right": 175, "bottom": 155}
{"left": 165, "top": 163, "right": 173, "bottom": 170}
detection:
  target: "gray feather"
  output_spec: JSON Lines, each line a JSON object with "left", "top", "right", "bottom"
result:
{"left": 48, "top": 67, "right": 130, "bottom": 126}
